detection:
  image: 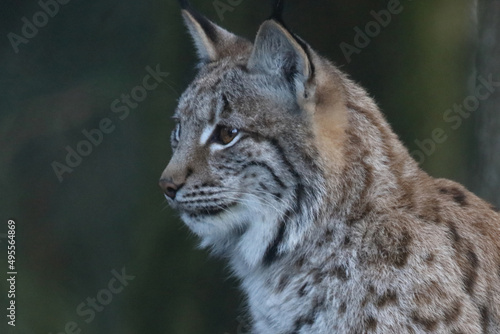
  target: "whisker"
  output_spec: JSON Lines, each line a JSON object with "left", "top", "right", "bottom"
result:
{"left": 218, "top": 191, "right": 284, "bottom": 212}
{"left": 219, "top": 188, "right": 292, "bottom": 211}
{"left": 160, "top": 186, "right": 299, "bottom": 222}
{"left": 219, "top": 192, "right": 297, "bottom": 222}
{"left": 219, "top": 188, "right": 288, "bottom": 205}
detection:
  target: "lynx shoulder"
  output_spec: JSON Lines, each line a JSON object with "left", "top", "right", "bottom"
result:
{"left": 159, "top": 1, "right": 500, "bottom": 333}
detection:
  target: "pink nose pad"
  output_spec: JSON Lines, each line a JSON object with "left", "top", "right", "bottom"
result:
{"left": 159, "top": 179, "right": 183, "bottom": 199}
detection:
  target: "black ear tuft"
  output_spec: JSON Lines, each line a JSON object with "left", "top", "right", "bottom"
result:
{"left": 263, "top": 0, "right": 315, "bottom": 80}
{"left": 270, "top": 0, "right": 285, "bottom": 23}
{"left": 178, "top": 0, "right": 251, "bottom": 62}
{"left": 179, "top": 0, "right": 219, "bottom": 44}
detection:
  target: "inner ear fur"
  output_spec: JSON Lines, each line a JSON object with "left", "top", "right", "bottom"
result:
{"left": 248, "top": 20, "right": 313, "bottom": 85}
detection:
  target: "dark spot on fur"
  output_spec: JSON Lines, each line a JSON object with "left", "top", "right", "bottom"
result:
{"left": 446, "top": 224, "right": 481, "bottom": 297}
{"left": 417, "top": 201, "right": 441, "bottom": 224}
{"left": 346, "top": 217, "right": 356, "bottom": 226}
{"left": 316, "top": 238, "right": 326, "bottom": 247}
{"left": 411, "top": 312, "right": 438, "bottom": 331}
{"left": 331, "top": 265, "right": 348, "bottom": 281}
{"left": 417, "top": 202, "right": 443, "bottom": 224}
{"left": 312, "top": 294, "right": 326, "bottom": 310}
{"left": 325, "top": 228, "right": 333, "bottom": 238}
{"left": 292, "top": 296, "right": 325, "bottom": 333}
{"left": 295, "top": 255, "right": 306, "bottom": 269}
{"left": 394, "top": 231, "right": 412, "bottom": 267}
{"left": 373, "top": 227, "right": 413, "bottom": 268}
{"left": 344, "top": 235, "right": 351, "bottom": 246}
{"left": 480, "top": 305, "right": 489, "bottom": 333}
{"left": 277, "top": 274, "right": 290, "bottom": 293}
{"left": 491, "top": 205, "right": 499, "bottom": 212}
{"left": 312, "top": 270, "right": 326, "bottom": 284}
{"left": 298, "top": 282, "right": 308, "bottom": 297}
{"left": 347, "top": 203, "right": 372, "bottom": 226}
{"left": 467, "top": 250, "right": 479, "bottom": 268}
{"left": 443, "top": 300, "right": 462, "bottom": 325}
{"left": 414, "top": 281, "right": 447, "bottom": 306}
{"left": 463, "top": 250, "right": 479, "bottom": 295}
{"left": 361, "top": 285, "right": 376, "bottom": 308}
{"left": 365, "top": 316, "right": 377, "bottom": 331}
{"left": 292, "top": 314, "right": 315, "bottom": 333}
{"left": 236, "top": 64, "right": 249, "bottom": 73}
{"left": 425, "top": 253, "right": 435, "bottom": 264}
{"left": 339, "top": 302, "right": 347, "bottom": 314}
{"left": 376, "top": 290, "right": 398, "bottom": 308}
{"left": 453, "top": 192, "right": 467, "bottom": 206}
{"left": 440, "top": 187, "right": 468, "bottom": 206}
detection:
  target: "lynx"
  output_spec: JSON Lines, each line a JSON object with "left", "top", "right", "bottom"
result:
{"left": 159, "top": 1, "right": 500, "bottom": 333}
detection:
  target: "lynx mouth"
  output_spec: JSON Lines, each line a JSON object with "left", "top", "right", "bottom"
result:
{"left": 179, "top": 201, "right": 239, "bottom": 218}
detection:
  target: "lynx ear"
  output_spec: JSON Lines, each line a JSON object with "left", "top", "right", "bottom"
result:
{"left": 248, "top": 13, "right": 314, "bottom": 88}
{"left": 178, "top": 0, "right": 248, "bottom": 62}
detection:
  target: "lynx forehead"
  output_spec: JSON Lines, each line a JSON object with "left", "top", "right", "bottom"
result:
{"left": 159, "top": 1, "right": 500, "bottom": 333}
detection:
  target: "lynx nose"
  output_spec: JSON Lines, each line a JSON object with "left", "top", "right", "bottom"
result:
{"left": 159, "top": 179, "right": 183, "bottom": 200}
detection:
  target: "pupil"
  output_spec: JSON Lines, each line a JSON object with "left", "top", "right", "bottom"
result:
{"left": 215, "top": 126, "right": 239, "bottom": 145}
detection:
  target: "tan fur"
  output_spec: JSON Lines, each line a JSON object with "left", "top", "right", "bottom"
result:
{"left": 306, "top": 44, "right": 500, "bottom": 332}
{"left": 309, "top": 56, "right": 349, "bottom": 175}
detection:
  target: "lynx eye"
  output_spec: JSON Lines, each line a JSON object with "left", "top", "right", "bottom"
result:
{"left": 213, "top": 125, "right": 239, "bottom": 145}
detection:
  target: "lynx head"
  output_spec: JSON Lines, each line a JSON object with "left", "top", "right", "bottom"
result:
{"left": 160, "top": 0, "right": 354, "bottom": 266}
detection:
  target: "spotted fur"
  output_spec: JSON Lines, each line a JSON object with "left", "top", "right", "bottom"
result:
{"left": 159, "top": 2, "right": 500, "bottom": 333}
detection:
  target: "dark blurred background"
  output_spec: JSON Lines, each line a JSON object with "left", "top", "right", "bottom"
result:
{"left": 0, "top": 0, "right": 498, "bottom": 333}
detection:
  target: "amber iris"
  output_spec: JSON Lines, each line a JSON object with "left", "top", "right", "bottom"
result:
{"left": 215, "top": 126, "right": 239, "bottom": 145}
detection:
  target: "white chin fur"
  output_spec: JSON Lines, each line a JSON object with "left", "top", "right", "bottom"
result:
{"left": 181, "top": 203, "right": 248, "bottom": 245}
{"left": 181, "top": 195, "right": 284, "bottom": 270}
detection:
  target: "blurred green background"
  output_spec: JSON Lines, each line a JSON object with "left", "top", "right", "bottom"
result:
{"left": 0, "top": 0, "right": 497, "bottom": 333}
